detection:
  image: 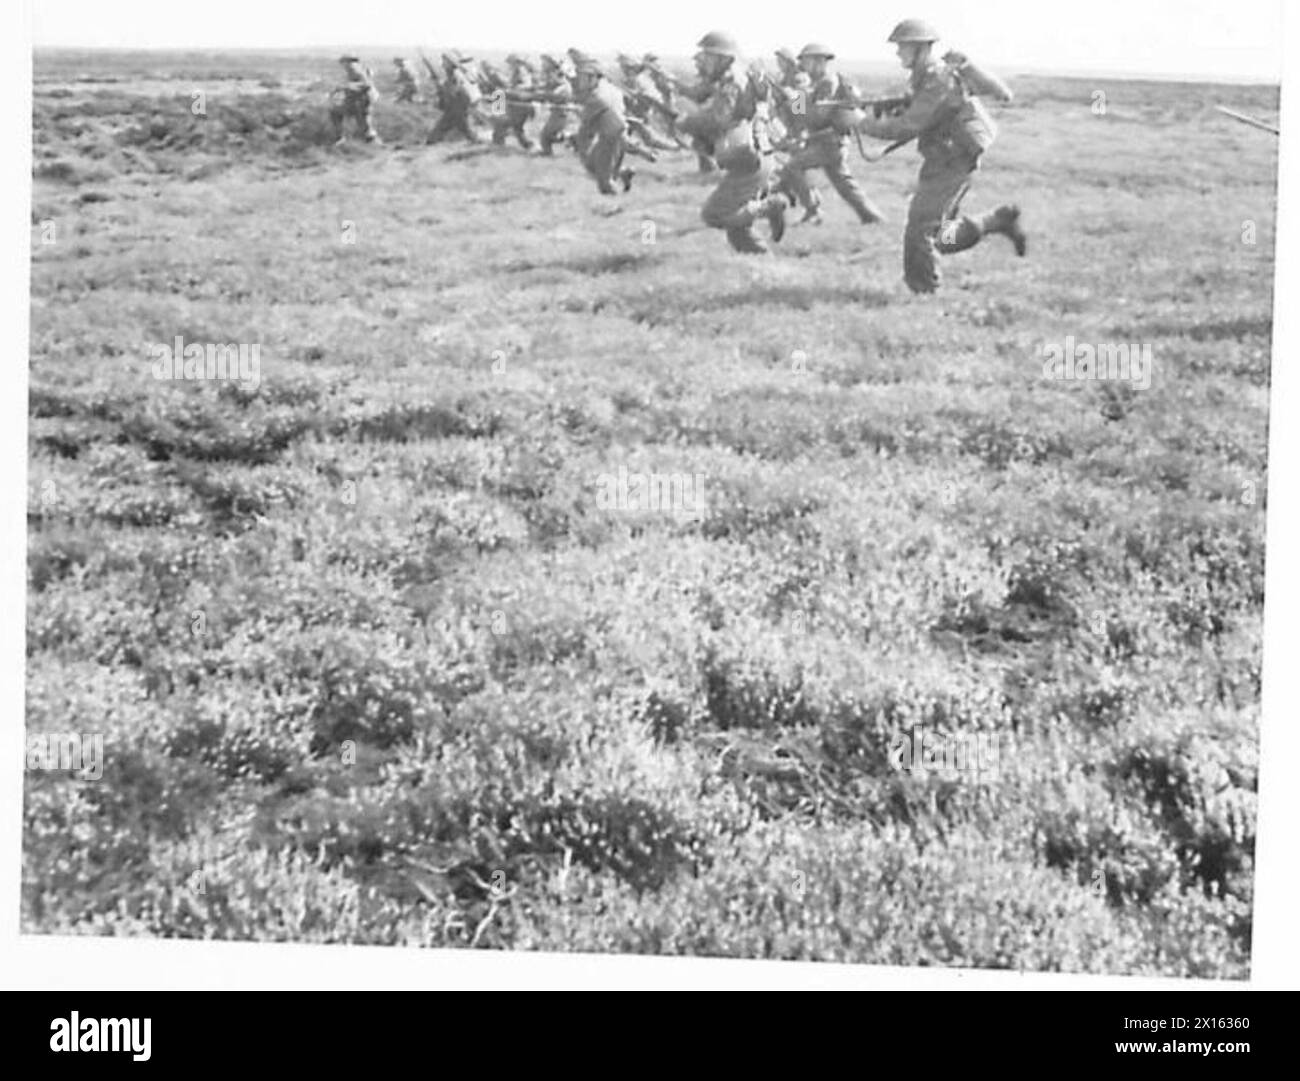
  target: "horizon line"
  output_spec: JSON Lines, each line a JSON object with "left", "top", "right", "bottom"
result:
{"left": 29, "top": 44, "right": 1282, "bottom": 87}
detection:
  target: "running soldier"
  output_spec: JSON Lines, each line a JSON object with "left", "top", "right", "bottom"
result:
{"left": 393, "top": 58, "right": 420, "bottom": 103}
{"left": 329, "top": 56, "right": 381, "bottom": 145}
{"left": 572, "top": 59, "right": 635, "bottom": 194}
{"left": 682, "top": 31, "right": 786, "bottom": 253}
{"left": 856, "top": 19, "right": 1025, "bottom": 293}
{"left": 536, "top": 54, "right": 577, "bottom": 156}
{"left": 616, "top": 53, "right": 681, "bottom": 153}
{"left": 489, "top": 54, "right": 537, "bottom": 149}
{"left": 775, "top": 43, "right": 883, "bottom": 225}
{"left": 426, "top": 51, "right": 484, "bottom": 144}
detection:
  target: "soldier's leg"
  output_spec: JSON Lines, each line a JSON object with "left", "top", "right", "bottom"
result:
{"left": 823, "top": 140, "right": 883, "bottom": 223}
{"left": 458, "top": 111, "right": 483, "bottom": 143}
{"left": 935, "top": 198, "right": 1027, "bottom": 257}
{"left": 775, "top": 145, "right": 822, "bottom": 216}
{"left": 427, "top": 109, "right": 456, "bottom": 143}
{"left": 584, "top": 132, "right": 623, "bottom": 193}
{"left": 701, "top": 162, "right": 784, "bottom": 253}
{"left": 903, "top": 161, "right": 974, "bottom": 293}
{"left": 539, "top": 108, "right": 568, "bottom": 154}
{"left": 329, "top": 103, "right": 347, "bottom": 142}
{"left": 359, "top": 103, "right": 380, "bottom": 143}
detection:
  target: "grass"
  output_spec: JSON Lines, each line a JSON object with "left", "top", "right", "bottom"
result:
{"left": 23, "top": 50, "right": 1278, "bottom": 975}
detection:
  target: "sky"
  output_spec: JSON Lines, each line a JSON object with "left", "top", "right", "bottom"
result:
{"left": 30, "top": 0, "right": 1285, "bottom": 81}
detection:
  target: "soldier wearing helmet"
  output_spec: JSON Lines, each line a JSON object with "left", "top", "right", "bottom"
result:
{"left": 679, "top": 31, "right": 787, "bottom": 254}
{"left": 329, "top": 56, "right": 381, "bottom": 145}
{"left": 537, "top": 54, "right": 578, "bottom": 156}
{"left": 773, "top": 42, "right": 884, "bottom": 225}
{"left": 855, "top": 19, "right": 1025, "bottom": 293}
{"left": 572, "top": 59, "right": 636, "bottom": 194}
{"left": 774, "top": 48, "right": 801, "bottom": 88}
{"left": 427, "top": 51, "right": 484, "bottom": 144}
{"left": 393, "top": 57, "right": 419, "bottom": 103}
{"left": 489, "top": 53, "right": 538, "bottom": 149}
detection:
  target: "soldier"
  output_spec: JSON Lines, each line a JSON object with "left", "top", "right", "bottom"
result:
{"left": 393, "top": 58, "right": 420, "bottom": 103}
{"left": 488, "top": 54, "right": 537, "bottom": 149}
{"left": 536, "top": 54, "right": 577, "bottom": 156}
{"left": 681, "top": 31, "right": 786, "bottom": 254}
{"left": 616, "top": 52, "right": 680, "bottom": 153}
{"left": 641, "top": 53, "right": 678, "bottom": 113}
{"left": 774, "top": 43, "right": 883, "bottom": 225}
{"left": 774, "top": 47, "right": 801, "bottom": 88}
{"left": 572, "top": 59, "right": 635, "bottom": 194}
{"left": 856, "top": 19, "right": 1025, "bottom": 294}
{"left": 426, "top": 51, "right": 484, "bottom": 144}
{"left": 329, "top": 56, "right": 381, "bottom": 145}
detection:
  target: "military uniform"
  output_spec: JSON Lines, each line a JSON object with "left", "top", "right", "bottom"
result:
{"left": 617, "top": 58, "right": 680, "bottom": 153}
{"left": 427, "top": 53, "right": 484, "bottom": 144}
{"left": 775, "top": 49, "right": 882, "bottom": 223}
{"left": 858, "top": 21, "right": 1024, "bottom": 293}
{"left": 490, "top": 56, "right": 537, "bottom": 149}
{"left": 393, "top": 58, "right": 419, "bottom": 103}
{"left": 329, "top": 57, "right": 381, "bottom": 144}
{"left": 685, "top": 35, "right": 785, "bottom": 254}
{"left": 574, "top": 68, "right": 632, "bottom": 194}
{"left": 537, "top": 56, "right": 576, "bottom": 155}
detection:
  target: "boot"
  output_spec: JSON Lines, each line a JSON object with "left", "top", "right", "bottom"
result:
{"left": 983, "top": 204, "right": 1027, "bottom": 256}
{"left": 726, "top": 226, "right": 768, "bottom": 254}
{"left": 620, "top": 168, "right": 635, "bottom": 192}
{"left": 762, "top": 195, "right": 786, "bottom": 244}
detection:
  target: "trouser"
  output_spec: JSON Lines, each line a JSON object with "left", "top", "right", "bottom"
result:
{"left": 904, "top": 152, "right": 986, "bottom": 293}
{"left": 701, "top": 150, "right": 775, "bottom": 253}
{"left": 539, "top": 107, "right": 571, "bottom": 153}
{"left": 330, "top": 99, "right": 378, "bottom": 142}
{"left": 491, "top": 103, "right": 535, "bottom": 148}
{"left": 777, "top": 133, "right": 881, "bottom": 221}
{"left": 676, "top": 113, "right": 717, "bottom": 172}
{"left": 395, "top": 84, "right": 417, "bottom": 103}
{"left": 427, "top": 106, "right": 481, "bottom": 143}
{"left": 581, "top": 131, "right": 627, "bottom": 193}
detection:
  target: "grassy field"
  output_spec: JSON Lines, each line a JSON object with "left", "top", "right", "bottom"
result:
{"left": 24, "top": 50, "right": 1278, "bottom": 975}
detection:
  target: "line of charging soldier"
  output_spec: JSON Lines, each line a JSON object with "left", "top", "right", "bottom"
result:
{"left": 329, "top": 19, "right": 1028, "bottom": 294}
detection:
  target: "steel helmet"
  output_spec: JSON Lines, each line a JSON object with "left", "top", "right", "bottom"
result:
{"left": 887, "top": 19, "right": 940, "bottom": 44}
{"left": 642, "top": 52, "right": 660, "bottom": 64}
{"left": 798, "top": 43, "right": 835, "bottom": 60}
{"left": 696, "top": 31, "right": 739, "bottom": 58}
{"left": 775, "top": 47, "right": 796, "bottom": 63}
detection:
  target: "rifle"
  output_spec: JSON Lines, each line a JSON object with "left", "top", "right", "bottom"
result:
{"left": 808, "top": 96, "right": 910, "bottom": 119}
{"left": 1216, "top": 105, "right": 1279, "bottom": 135}
{"left": 608, "top": 79, "right": 679, "bottom": 122}
{"left": 504, "top": 90, "right": 581, "bottom": 110}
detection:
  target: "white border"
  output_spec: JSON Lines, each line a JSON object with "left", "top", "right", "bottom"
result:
{"left": 3, "top": 3, "right": 1296, "bottom": 990}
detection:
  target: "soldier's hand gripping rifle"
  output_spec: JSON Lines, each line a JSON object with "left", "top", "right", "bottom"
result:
{"left": 807, "top": 95, "right": 912, "bottom": 160}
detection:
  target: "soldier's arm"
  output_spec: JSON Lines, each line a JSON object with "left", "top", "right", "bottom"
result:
{"left": 858, "top": 72, "right": 949, "bottom": 141}
{"left": 704, "top": 80, "right": 743, "bottom": 129}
